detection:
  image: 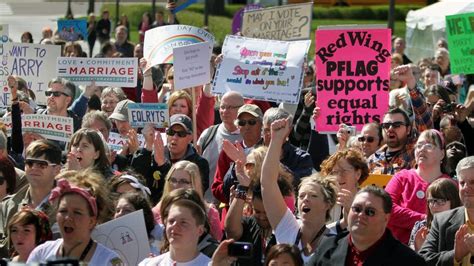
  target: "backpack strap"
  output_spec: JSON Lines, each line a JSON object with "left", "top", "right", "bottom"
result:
{"left": 201, "top": 124, "right": 219, "bottom": 153}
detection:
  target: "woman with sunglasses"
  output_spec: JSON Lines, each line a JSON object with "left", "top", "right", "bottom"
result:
{"left": 385, "top": 129, "right": 453, "bottom": 244}
{"left": 408, "top": 178, "right": 461, "bottom": 251}
{"left": 357, "top": 123, "right": 383, "bottom": 158}
{"left": 261, "top": 118, "right": 338, "bottom": 263}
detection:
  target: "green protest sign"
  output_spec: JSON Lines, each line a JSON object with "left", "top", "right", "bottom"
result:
{"left": 446, "top": 12, "right": 474, "bottom": 74}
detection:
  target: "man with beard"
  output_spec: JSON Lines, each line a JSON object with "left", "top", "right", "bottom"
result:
{"left": 368, "top": 65, "right": 433, "bottom": 175}
{"left": 445, "top": 141, "right": 467, "bottom": 178}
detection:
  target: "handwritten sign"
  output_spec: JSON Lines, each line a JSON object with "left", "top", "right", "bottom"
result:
{"left": 4, "top": 43, "right": 61, "bottom": 105}
{"left": 92, "top": 210, "right": 150, "bottom": 266}
{"left": 315, "top": 26, "right": 391, "bottom": 133}
{"left": 173, "top": 42, "right": 212, "bottom": 90}
{"left": 446, "top": 12, "right": 474, "bottom": 75}
{"left": 57, "top": 19, "right": 88, "bottom": 41}
{"left": 1, "top": 25, "right": 10, "bottom": 107}
{"left": 107, "top": 132, "right": 146, "bottom": 152}
{"left": 212, "top": 35, "right": 310, "bottom": 104}
{"left": 2, "top": 114, "right": 73, "bottom": 142}
{"left": 144, "top": 25, "right": 215, "bottom": 67}
{"left": 127, "top": 103, "right": 169, "bottom": 128}
{"left": 241, "top": 3, "right": 312, "bottom": 41}
{"left": 232, "top": 4, "right": 263, "bottom": 34}
{"left": 57, "top": 57, "right": 137, "bottom": 87}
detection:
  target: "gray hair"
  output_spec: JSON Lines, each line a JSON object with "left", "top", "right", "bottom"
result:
{"left": 263, "top": 107, "right": 293, "bottom": 126}
{"left": 48, "top": 77, "right": 76, "bottom": 99}
{"left": 82, "top": 110, "right": 113, "bottom": 131}
{"left": 456, "top": 156, "right": 474, "bottom": 178}
{"left": 101, "top": 87, "right": 127, "bottom": 101}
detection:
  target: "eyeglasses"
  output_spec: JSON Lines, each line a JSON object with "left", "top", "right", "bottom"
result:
{"left": 427, "top": 198, "right": 448, "bottom": 206}
{"left": 330, "top": 167, "right": 354, "bottom": 176}
{"left": 45, "top": 90, "right": 69, "bottom": 97}
{"left": 358, "top": 136, "right": 375, "bottom": 143}
{"left": 25, "top": 158, "right": 58, "bottom": 169}
{"left": 166, "top": 129, "right": 189, "bottom": 138}
{"left": 237, "top": 119, "right": 258, "bottom": 127}
{"left": 220, "top": 105, "right": 242, "bottom": 111}
{"left": 381, "top": 121, "right": 406, "bottom": 130}
{"left": 351, "top": 205, "right": 377, "bottom": 217}
{"left": 168, "top": 177, "right": 191, "bottom": 186}
{"left": 415, "top": 142, "right": 436, "bottom": 151}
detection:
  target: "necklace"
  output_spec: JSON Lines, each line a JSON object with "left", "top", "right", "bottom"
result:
{"left": 295, "top": 225, "right": 327, "bottom": 255}
{"left": 62, "top": 239, "right": 94, "bottom": 261}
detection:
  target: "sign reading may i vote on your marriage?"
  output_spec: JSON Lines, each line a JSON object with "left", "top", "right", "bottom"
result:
{"left": 446, "top": 12, "right": 474, "bottom": 75}
{"left": 212, "top": 35, "right": 310, "bottom": 104}
{"left": 314, "top": 26, "right": 391, "bottom": 133}
{"left": 241, "top": 2, "right": 312, "bottom": 41}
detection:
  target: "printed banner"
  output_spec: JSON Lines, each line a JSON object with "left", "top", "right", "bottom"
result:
{"left": 92, "top": 210, "right": 150, "bottom": 266}
{"left": 57, "top": 57, "right": 138, "bottom": 87}
{"left": 241, "top": 3, "right": 312, "bottom": 41}
{"left": 107, "top": 132, "right": 146, "bottom": 152}
{"left": 57, "top": 19, "right": 88, "bottom": 41}
{"left": 127, "top": 103, "right": 169, "bottom": 128}
{"left": 4, "top": 43, "right": 61, "bottom": 105}
{"left": 212, "top": 35, "right": 310, "bottom": 104}
{"left": 2, "top": 114, "right": 73, "bottom": 142}
{"left": 173, "top": 42, "right": 212, "bottom": 90}
{"left": 315, "top": 26, "right": 391, "bottom": 133}
{"left": 446, "top": 12, "right": 474, "bottom": 75}
{"left": 0, "top": 25, "right": 10, "bottom": 107}
{"left": 144, "top": 25, "right": 215, "bottom": 67}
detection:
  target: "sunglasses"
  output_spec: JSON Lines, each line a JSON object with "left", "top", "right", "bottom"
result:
{"left": 166, "top": 129, "right": 189, "bottom": 138}
{"left": 427, "top": 198, "right": 447, "bottom": 206}
{"left": 25, "top": 158, "right": 58, "bottom": 169}
{"left": 358, "top": 136, "right": 375, "bottom": 143}
{"left": 351, "top": 205, "right": 377, "bottom": 217}
{"left": 168, "top": 177, "right": 191, "bottom": 186}
{"left": 237, "top": 119, "right": 258, "bottom": 127}
{"left": 381, "top": 121, "right": 406, "bottom": 130}
{"left": 45, "top": 90, "right": 69, "bottom": 97}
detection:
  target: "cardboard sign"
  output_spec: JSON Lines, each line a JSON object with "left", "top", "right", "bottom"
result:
{"left": 144, "top": 25, "right": 215, "bottom": 67}
{"left": 127, "top": 103, "right": 169, "bottom": 128}
{"left": 232, "top": 4, "right": 263, "bottom": 34}
{"left": 107, "top": 132, "right": 146, "bottom": 152}
{"left": 212, "top": 35, "right": 310, "bottom": 104}
{"left": 314, "top": 26, "right": 391, "bottom": 133}
{"left": 57, "top": 57, "right": 138, "bottom": 87}
{"left": 4, "top": 43, "right": 61, "bottom": 105}
{"left": 92, "top": 210, "right": 150, "bottom": 266}
{"left": 446, "top": 12, "right": 474, "bottom": 75}
{"left": 241, "top": 3, "right": 312, "bottom": 41}
{"left": 57, "top": 19, "right": 88, "bottom": 41}
{"left": 360, "top": 174, "right": 392, "bottom": 189}
{"left": 1, "top": 114, "right": 73, "bottom": 142}
{"left": 173, "top": 42, "right": 212, "bottom": 90}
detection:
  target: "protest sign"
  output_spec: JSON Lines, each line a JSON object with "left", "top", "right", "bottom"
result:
{"left": 314, "top": 26, "right": 391, "bottom": 133}
{"left": 241, "top": 3, "right": 312, "bottom": 41}
{"left": 2, "top": 114, "right": 73, "bottom": 142}
{"left": 108, "top": 132, "right": 146, "bottom": 152}
{"left": 144, "top": 25, "right": 215, "bottom": 68}
{"left": 57, "top": 19, "right": 88, "bottom": 41}
{"left": 446, "top": 12, "right": 474, "bottom": 75}
{"left": 173, "top": 42, "right": 212, "bottom": 90}
{"left": 57, "top": 57, "right": 138, "bottom": 87}
{"left": 0, "top": 24, "right": 9, "bottom": 107}
{"left": 212, "top": 35, "right": 310, "bottom": 104}
{"left": 127, "top": 103, "right": 169, "bottom": 128}
{"left": 92, "top": 210, "right": 150, "bottom": 265}
{"left": 232, "top": 4, "right": 263, "bottom": 34}
{"left": 4, "top": 43, "right": 61, "bottom": 105}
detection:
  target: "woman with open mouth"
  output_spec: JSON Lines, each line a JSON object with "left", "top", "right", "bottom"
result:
{"left": 261, "top": 118, "right": 338, "bottom": 263}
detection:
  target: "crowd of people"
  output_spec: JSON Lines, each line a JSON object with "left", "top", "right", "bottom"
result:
{"left": 1, "top": 2, "right": 474, "bottom": 266}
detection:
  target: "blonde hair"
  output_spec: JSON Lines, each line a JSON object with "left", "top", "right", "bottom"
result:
{"left": 162, "top": 161, "right": 203, "bottom": 200}
{"left": 168, "top": 90, "right": 192, "bottom": 117}
{"left": 298, "top": 173, "right": 338, "bottom": 221}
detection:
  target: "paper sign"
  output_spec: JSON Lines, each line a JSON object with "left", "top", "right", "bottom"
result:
{"left": 3, "top": 43, "right": 61, "bottom": 105}
{"left": 241, "top": 3, "right": 312, "bottom": 41}
{"left": 314, "top": 26, "right": 391, "bottom": 133}
{"left": 0, "top": 24, "right": 9, "bottom": 106}
{"left": 107, "top": 132, "right": 146, "bottom": 152}
{"left": 144, "top": 25, "right": 215, "bottom": 67}
{"left": 127, "top": 103, "right": 169, "bottom": 128}
{"left": 1, "top": 114, "right": 73, "bottom": 142}
{"left": 232, "top": 4, "right": 263, "bottom": 34}
{"left": 57, "top": 57, "right": 138, "bottom": 87}
{"left": 446, "top": 12, "right": 474, "bottom": 75}
{"left": 173, "top": 42, "right": 212, "bottom": 90}
{"left": 212, "top": 35, "right": 310, "bottom": 104}
{"left": 92, "top": 210, "right": 150, "bottom": 266}
{"left": 360, "top": 174, "right": 392, "bottom": 189}
{"left": 57, "top": 19, "right": 88, "bottom": 41}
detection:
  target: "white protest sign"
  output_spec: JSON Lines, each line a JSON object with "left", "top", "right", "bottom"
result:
{"left": 107, "top": 132, "right": 146, "bottom": 152}
{"left": 92, "top": 210, "right": 150, "bottom": 266}
{"left": 0, "top": 25, "right": 10, "bottom": 107}
{"left": 241, "top": 3, "right": 313, "bottom": 41}
{"left": 212, "top": 35, "right": 310, "bottom": 104}
{"left": 173, "top": 42, "right": 212, "bottom": 90}
{"left": 1, "top": 114, "right": 73, "bottom": 142}
{"left": 57, "top": 57, "right": 138, "bottom": 87}
{"left": 4, "top": 43, "right": 61, "bottom": 105}
{"left": 144, "top": 25, "right": 215, "bottom": 67}
{"left": 128, "top": 103, "right": 169, "bottom": 128}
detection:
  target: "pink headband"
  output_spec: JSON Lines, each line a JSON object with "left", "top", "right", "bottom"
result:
{"left": 432, "top": 129, "right": 445, "bottom": 148}
{"left": 49, "top": 179, "right": 98, "bottom": 217}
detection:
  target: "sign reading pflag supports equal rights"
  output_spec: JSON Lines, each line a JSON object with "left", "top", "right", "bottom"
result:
{"left": 446, "top": 12, "right": 474, "bottom": 75}
{"left": 314, "top": 26, "right": 391, "bottom": 133}
{"left": 212, "top": 35, "right": 310, "bottom": 104}
{"left": 56, "top": 57, "right": 138, "bottom": 87}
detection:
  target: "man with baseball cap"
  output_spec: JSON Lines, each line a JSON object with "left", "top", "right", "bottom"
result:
{"left": 109, "top": 99, "right": 140, "bottom": 158}
{"left": 131, "top": 114, "right": 210, "bottom": 203}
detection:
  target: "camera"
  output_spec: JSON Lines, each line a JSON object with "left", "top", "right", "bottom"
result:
{"left": 442, "top": 103, "right": 454, "bottom": 113}
{"left": 228, "top": 242, "right": 253, "bottom": 258}
{"left": 345, "top": 125, "right": 357, "bottom": 137}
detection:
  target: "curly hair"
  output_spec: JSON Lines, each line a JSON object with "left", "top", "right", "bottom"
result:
{"left": 320, "top": 148, "right": 370, "bottom": 186}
